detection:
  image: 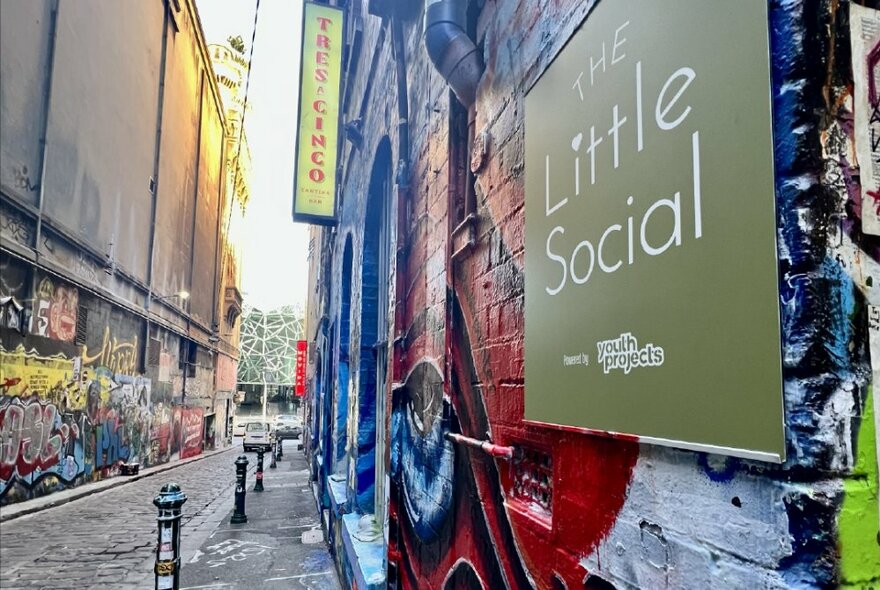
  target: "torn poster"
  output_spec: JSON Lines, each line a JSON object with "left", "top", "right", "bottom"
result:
{"left": 851, "top": 3, "right": 880, "bottom": 235}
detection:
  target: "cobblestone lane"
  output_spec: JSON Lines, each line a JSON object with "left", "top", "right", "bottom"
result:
{"left": 0, "top": 448, "right": 250, "bottom": 589}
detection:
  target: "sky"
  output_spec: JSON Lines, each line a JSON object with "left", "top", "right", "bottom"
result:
{"left": 196, "top": 0, "right": 308, "bottom": 312}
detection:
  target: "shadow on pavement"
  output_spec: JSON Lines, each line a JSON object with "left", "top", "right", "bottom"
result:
{"left": 179, "top": 440, "right": 340, "bottom": 590}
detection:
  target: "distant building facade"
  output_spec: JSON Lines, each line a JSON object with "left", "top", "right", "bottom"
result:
{"left": 208, "top": 39, "right": 252, "bottom": 440}
{"left": 0, "top": 0, "right": 246, "bottom": 504}
{"left": 236, "top": 305, "right": 305, "bottom": 405}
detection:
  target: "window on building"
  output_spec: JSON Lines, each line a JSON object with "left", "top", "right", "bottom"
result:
{"left": 149, "top": 338, "right": 161, "bottom": 366}
{"left": 75, "top": 306, "right": 88, "bottom": 345}
{"left": 180, "top": 338, "right": 197, "bottom": 377}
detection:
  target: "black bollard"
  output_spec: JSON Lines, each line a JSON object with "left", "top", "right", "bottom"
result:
{"left": 277, "top": 437, "right": 283, "bottom": 458}
{"left": 154, "top": 482, "right": 187, "bottom": 590}
{"left": 254, "top": 448, "right": 265, "bottom": 491}
{"left": 230, "top": 455, "right": 249, "bottom": 524}
{"left": 270, "top": 442, "right": 277, "bottom": 469}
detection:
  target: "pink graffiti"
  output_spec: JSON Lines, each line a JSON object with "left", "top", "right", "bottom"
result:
{"left": 0, "top": 400, "right": 79, "bottom": 482}
{"left": 867, "top": 188, "right": 880, "bottom": 216}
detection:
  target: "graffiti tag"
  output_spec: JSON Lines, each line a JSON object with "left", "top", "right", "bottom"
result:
{"left": 82, "top": 327, "right": 139, "bottom": 376}
{"left": 0, "top": 398, "right": 80, "bottom": 483}
{"left": 199, "top": 539, "right": 273, "bottom": 568}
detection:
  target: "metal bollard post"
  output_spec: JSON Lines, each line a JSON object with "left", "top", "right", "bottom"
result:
{"left": 277, "top": 437, "right": 283, "bottom": 458}
{"left": 230, "top": 455, "right": 249, "bottom": 524}
{"left": 270, "top": 442, "right": 277, "bottom": 469}
{"left": 254, "top": 448, "right": 265, "bottom": 491}
{"left": 154, "top": 483, "right": 187, "bottom": 590}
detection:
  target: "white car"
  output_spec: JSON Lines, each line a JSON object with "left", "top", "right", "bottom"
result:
{"left": 233, "top": 421, "right": 246, "bottom": 438}
{"left": 242, "top": 422, "right": 274, "bottom": 452}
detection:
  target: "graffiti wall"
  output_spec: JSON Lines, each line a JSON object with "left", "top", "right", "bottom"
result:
{"left": 311, "top": 0, "right": 880, "bottom": 588}
{"left": 0, "top": 268, "right": 204, "bottom": 505}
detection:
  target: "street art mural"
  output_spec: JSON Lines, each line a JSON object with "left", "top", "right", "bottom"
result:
{"left": 30, "top": 276, "right": 78, "bottom": 342}
{"left": 312, "top": 0, "right": 880, "bottom": 588}
{"left": 1, "top": 319, "right": 204, "bottom": 504}
{"left": 0, "top": 397, "right": 83, "bottom": 495}
{"left": 81, "top": 326, "right": 139, "bottom": 377}
{"left": 175, "top": 405, "right": 205, "bottom": 460}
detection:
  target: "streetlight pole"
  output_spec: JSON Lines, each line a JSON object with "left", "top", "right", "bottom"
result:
{"left": 261, "top": 309, "right": 268, "bottom": 425}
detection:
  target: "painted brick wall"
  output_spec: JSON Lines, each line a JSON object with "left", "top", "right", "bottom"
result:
{"left": 311, "top": 0, "right": 880, "bottom": 588}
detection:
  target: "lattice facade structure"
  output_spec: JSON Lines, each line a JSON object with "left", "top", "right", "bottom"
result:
{"left": 237, "top": 304, "right": 305, "bottom": 385}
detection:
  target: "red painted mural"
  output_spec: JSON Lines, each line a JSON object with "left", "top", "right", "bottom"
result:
{"left": 174, "top": 406, "right": 204, "bottom": 460}
{"left": 30, "top": 275, "right": 78, "bottom": 343}
{"left": 386, "top": 135, "right": 641, "bottom": 590}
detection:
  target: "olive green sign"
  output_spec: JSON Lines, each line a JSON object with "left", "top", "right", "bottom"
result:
{"left": 524, "top": 0, "right": 784, "bottom": 462}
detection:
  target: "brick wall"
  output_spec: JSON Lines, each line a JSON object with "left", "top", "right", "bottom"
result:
{"left": 311, "top": 0, "right": 880, "bottom": 588}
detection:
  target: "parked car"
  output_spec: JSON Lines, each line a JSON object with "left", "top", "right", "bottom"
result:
{"left": 242, "top": 421, "right": 274, "bottom": 452}
{"left": 274, "top": 414, "right": 302, "bottom": 440}
{"left": 232, "top": 421, "right": 246, "bottom": 438}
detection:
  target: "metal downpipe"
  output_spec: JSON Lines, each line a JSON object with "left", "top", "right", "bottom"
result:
{"left": 424, "top": 0, "right": 483, "bottom": 108}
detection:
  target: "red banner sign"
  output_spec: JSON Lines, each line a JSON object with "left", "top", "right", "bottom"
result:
{"left": 295, "top": 340, "right": 307, "bottom": 396}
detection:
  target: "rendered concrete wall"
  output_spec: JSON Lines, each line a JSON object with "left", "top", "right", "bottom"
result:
{"left": 42, "top": 0, "right": 164, "bottom": 282}
{"left": 153, "top": 2, "right": 205, "bottom": 305}
{"left": 0, "top": 0, "right": 236, "bottom": 505}
{"left": 0, "top": 0, "right": 53, "bottom": 207}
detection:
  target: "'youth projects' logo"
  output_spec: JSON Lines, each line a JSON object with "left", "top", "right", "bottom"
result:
{"left": 596, "top": 332, "right": 664, "bottom": 375}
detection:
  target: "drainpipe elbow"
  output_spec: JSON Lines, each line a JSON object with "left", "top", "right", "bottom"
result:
{"left": 424, "top": 0, "right": 483, "bottom": 108}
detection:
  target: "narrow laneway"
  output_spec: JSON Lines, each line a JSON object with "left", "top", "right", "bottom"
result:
{"left": 0, "top": 443, "right": 334, "bottom": 590}
{"left": 179, "top": 444, "right": 339, "bottom": 590}
{"left": 1, "top": 449, "right": 241, "bottom": 588}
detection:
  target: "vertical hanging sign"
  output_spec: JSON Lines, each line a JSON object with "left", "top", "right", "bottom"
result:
{"left": 295, "top": 340, "right": 307, "bottom": 396}
{"left": 292, "top": 2, "right": 345, "bottom": 225}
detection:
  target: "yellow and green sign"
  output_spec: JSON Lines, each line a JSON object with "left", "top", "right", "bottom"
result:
{"left": 524, "top": 0, "right": 785, "bottom": 461}
{"left": 292, "top": 2, "right": 344, "bottom": 225}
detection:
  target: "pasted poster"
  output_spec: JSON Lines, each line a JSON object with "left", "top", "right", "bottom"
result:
{"left": 173, "top": 406, "right": 204, "bottom": 460}
{"left": 524, "top": 0, "right": 784, "bottom": 461}
{"left": 852, "top": 4, "right": 880, "bottom": 235}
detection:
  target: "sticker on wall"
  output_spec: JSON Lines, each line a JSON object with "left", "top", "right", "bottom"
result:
{"left": 524, "top": 0, "right": 785, "bottom": 461}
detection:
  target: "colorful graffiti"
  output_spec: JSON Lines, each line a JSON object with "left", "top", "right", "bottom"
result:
{"left": 0, "top": 397, "right": 83, "bottom": 492}
{"left": 94, "top": 411, "right": 129, "bottom": 469}
{"left": 0, "top": 345, "right": 203, "bottom": 504}
{"left": 30, "top": 276, "right": 78, "bottom": 342}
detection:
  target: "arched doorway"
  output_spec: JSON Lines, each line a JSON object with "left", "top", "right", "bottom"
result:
{"left": 351, "top": 138, "right": 393, "bottom": 514}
